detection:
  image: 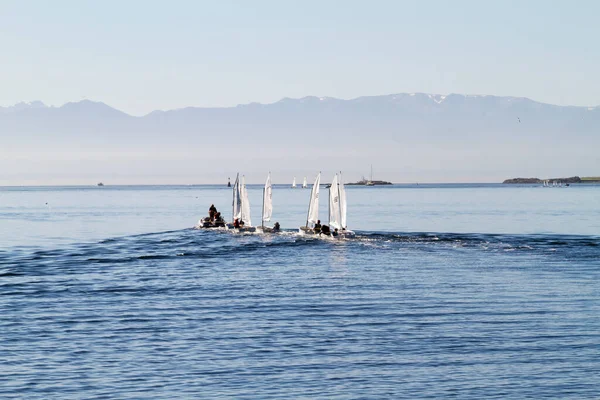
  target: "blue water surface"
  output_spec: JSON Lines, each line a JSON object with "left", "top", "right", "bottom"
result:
{"left": 1, "top": 184, "right": 599, "bottom": 399}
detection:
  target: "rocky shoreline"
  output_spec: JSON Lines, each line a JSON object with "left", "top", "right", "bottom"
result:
{"left": 502, "top": 176, "right": 597, "bottom": 184}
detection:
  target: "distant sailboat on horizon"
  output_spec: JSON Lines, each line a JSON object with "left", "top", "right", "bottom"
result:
{"left": 366, "top": 165, "right": 375, "bottom": 186}
{"left": 292, "top": 176, "right": 297, "bottom": 188}
{"left": 302, "top": 176, "right": 307, "bottom": 188}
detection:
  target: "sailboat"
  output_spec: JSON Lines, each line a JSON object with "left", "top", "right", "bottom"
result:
{"left": 302, "top": 176, "right": 307, "bottom": 188}
{"left": 329, "top": 172, "right": 355, "bottom": 238}
{"left": 366, "top": 165, "right": 375, "bottom": 186}
{"left": 292, "top": 177, "right": 297, "bottom": 188}
{"left": 299, "top": 172, "right": 321, "bottom": 234}
{"left": 259, "top": 172, "right": 277, "bottom": 233}
{"left": 229, "top": 173, "right": 255, "bottom": 232}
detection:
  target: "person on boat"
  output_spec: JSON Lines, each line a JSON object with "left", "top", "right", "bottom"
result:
{"left": 332, "top": 228, "right": 339, "bottom": 237}
{"left": 239, "top": 219, "right": 245, "bottom": 227}
{"left": 314, "top": 220, "right": 322, "bottom": 234}
{"left": 321, "top": 224, "right": 331, "bottom": 235}
{"left": 273, "top": 222, "right": 281, "bottom": 232}
{"left": 214, "top": 212, "right": 225, "bottom": 227}
{"left": 209, "top": 204, "right": 217, "bottom": 220}
{"left": 233, "top": 218, "right": 240, "bottom": 228}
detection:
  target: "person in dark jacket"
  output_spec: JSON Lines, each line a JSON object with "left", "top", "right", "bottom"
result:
{"left": 209, "top": 204, "right": 217, "bottom": 220}
{"left": 314, "top": 220, "right": 322, "bottom": 233}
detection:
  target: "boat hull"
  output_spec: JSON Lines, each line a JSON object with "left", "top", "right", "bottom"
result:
{"left": 299, "top": 226, "right": 355, "bottom": 238}
{"left": 197, "top": 219, "right": 226, "bottom": 229}
{"left": 226, "top": 223, "right": 256, "bottom": 233}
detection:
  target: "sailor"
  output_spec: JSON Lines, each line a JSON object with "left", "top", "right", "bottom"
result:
{"left": 209, "top": 204, "right": 217, "bottom": 220}
{"left": 215, "top": 212, "right": 225, "bottom": 226}
{"left": 273, "top": 222, "right": 281, "bottom": 232}
{"left": 233, "top": 218, "right": 240, "bottom": 228}
{"left": 332, "top": 228, "right": 339, "bottom": 237}
{"left": 239, "top": 219, "right": 245, "bottom": 227}
{"left": 314, "top": 220, "right": 322, "bottom": 233}
{"left": 321, "top": 224, "right": 331, "bottom": 235}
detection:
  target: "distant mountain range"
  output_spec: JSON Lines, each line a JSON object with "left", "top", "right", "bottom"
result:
{"left": 2, "top": 93, "right": 599, "bottom": 184}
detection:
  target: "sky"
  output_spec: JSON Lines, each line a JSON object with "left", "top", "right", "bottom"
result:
{"left": 1, "top": 0, "right": 599, "bottom": 116}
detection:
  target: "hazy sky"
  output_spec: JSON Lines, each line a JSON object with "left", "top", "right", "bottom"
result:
{"left": 1, "top": 0, "right": 599, "bottom": 115}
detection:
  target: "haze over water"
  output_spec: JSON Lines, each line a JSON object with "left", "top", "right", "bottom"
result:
{"left": 1, "top": 184, "right": 599, "bottom": 398}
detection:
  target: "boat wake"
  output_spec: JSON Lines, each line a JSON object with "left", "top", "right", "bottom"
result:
{"left": 2, "top": 228, "right": 598, "bottom": 272}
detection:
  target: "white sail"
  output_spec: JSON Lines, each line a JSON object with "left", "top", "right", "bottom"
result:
{"left": 292, "top": 177, "right": 296, "bottom": 188}
{"left": 339, "top": 172, "right": 347, "bottom": 229}
{"left": 306, "top": 172, "right": 321, "bottom": 225}
{"left": 232, "top": 173, "right": 241, "bottom": 221}
{"left": 241, "top": 176, "right": 252, "bottom": 226}
{"left": 262, "top": 172, "right": 273, "bottom": 224}
{"left": 329, "top": 173, "right": 341, "bottom": 230}
{"left": 302, "top": 177, "right": 307, "bottom": 188}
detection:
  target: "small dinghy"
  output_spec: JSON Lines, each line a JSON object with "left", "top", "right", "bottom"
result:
{"left": 228, "top": 173, "right": 256, "bottom": 232}
{"left": 299, "top": 172, "right": 321, "bottom": 235}
{"left": 258, "top": 172, "right": 281, "bottom": 233}
{"left": 197, "top": 203, "right": 226, "bottom": 229}
{"left": 328, "top": 172, "right": 355, "bottom": 238}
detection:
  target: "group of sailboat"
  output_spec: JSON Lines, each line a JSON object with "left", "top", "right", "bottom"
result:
{"left": 542, "top": 180, "right": 564, "bottom": 187}
{"left": 299, "top": 172, "right": 355, "bottom": 238}
{"left": 197, "top": 172, "right": 354, "bottom": 238}
{"left": 291, "top": 176, "right": 308, "bottom": 188}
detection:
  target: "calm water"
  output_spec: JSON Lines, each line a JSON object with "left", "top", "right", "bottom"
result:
{"left": 1, "top": 184, "right": 599, "bottom": 398}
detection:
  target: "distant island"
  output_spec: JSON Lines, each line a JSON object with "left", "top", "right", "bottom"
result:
{"left": 503, "top": 176, "right": 600, "bottom": 184}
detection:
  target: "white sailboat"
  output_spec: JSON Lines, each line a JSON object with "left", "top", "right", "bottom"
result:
{"left": 292, "top": 177, "right": 297, "bottom": 188}
{"left": 302, "top": 176, "right": 307, "bottom": 188}
{"left": 329, "top": 172, "right": 355, "bottom": 238}
{"left": 299, "top": 172, "right": 321, "bottom": 234}
{"left": 259, "top": 172, "right": 277, "bottom": 233}
{"left": 231, "top": 173, "right": 241, "bottom": 223}
{"left": 241, "top": 176, "right": 252, "bottom": 227}
{"left": 229, "top": 173, "right": 255, "bottom": 231}
{"left": 366, "top": 165, "right": 375, "bottom": 186}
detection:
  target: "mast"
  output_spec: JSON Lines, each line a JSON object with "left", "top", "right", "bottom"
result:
{"left": 328, "top": 179, "right": 331, "bottom": 226}
{"left": 338, "top": 171, "right": 343, "bottom": 229}
{"left": 231, "top": 173, "right": 238, "bottom": 223}
{"left": 305, "top": 180, "right": 312, "bottom": 228}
